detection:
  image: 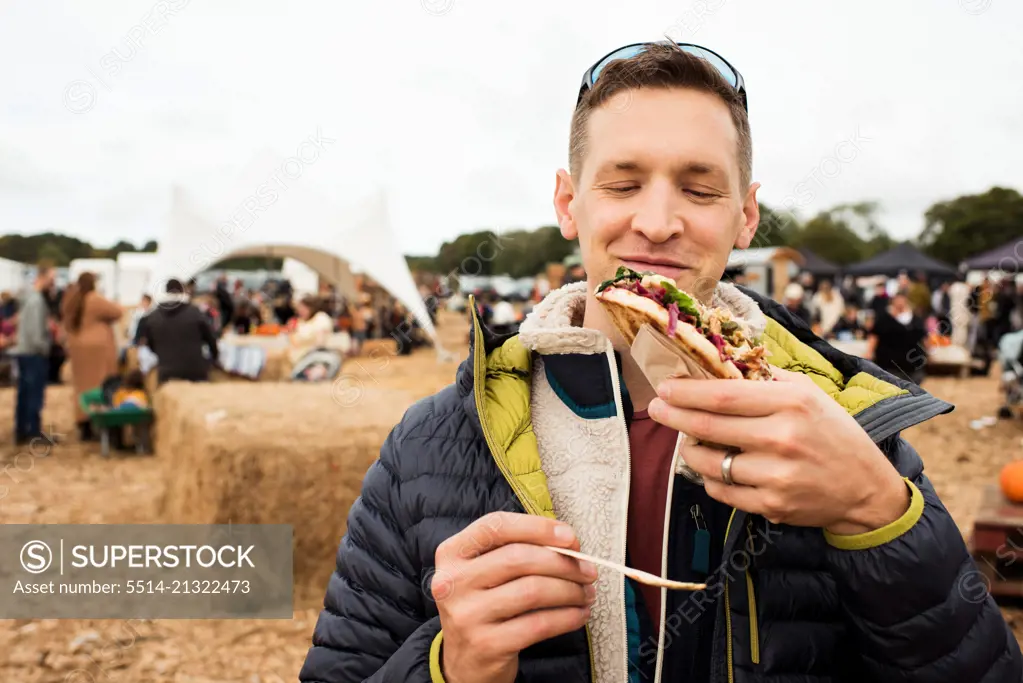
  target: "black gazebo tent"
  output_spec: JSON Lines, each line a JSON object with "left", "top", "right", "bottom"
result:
{"left": 797, "top": 248, "right": 840, "bottom": 276}
{"left": 962, "top": 237, "right": 1023, "bottom": 272}
{"left": 844, "top": 242, "right": 957, "bottom": 280}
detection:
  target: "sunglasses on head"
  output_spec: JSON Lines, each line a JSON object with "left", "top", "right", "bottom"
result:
{"left": 576, "top": 41, "right": 747, "bottom": 111}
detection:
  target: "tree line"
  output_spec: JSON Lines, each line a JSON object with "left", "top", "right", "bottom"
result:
{"left": 2, "top": 185, "right": 1018, "bottom": 275}
{"left": 0, "top": 234, "right": 280, "bottom": 271}
{"left": 406, "top": 185, "right": 1022, "bottom": 276}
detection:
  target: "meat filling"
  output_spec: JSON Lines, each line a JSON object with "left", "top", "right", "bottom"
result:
{"left": 615, "top": 279, "right": 770, "bottom": 380}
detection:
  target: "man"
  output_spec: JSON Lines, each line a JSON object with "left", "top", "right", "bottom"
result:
{"left": 13, "top": 263, "right": 56, "bottom": 444}
{"left": 781, "top": 282, "right": 811, "bottom": 326}
{"left": 931, "top": 280, "right": 952, "bottom": 333}
{"left": 127, "top": 293, "right": 153, "bottom": 343}
{"left": 301, "top": 43, "right": 1021, "bottom": 682}
{"left": 134, "top": 279, "right": 219, "bottom": 384}
{"left": 868, "top": 292, "right": 929, "bottom": 385}
{"left": 868, "top": 279, "right": 891, "bottom": 317}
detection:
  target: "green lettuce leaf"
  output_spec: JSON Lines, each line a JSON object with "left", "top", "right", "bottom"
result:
{"left": 659, "top": 281, "right": 702, "bottom": 323}
{"left": 596, "top": 265, "right": 641, "bottom": 292}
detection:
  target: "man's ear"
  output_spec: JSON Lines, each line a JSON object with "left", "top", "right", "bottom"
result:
{"left": 734, "top": 181, "right": 761, "bottom": 249}
{"left": 553, "top": 169, "right": 578, "bottom": 240}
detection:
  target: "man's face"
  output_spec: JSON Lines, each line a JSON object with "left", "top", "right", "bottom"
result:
{"left": 554, "top": 87, "right": 759, "bottom": 302}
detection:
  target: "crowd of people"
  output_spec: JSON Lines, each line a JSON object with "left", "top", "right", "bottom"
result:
{"left": 189, "top": 274, "right": 434, "bottom": 357}
{"left": 770, "top": 270, "right": 1023, "bottom": 384}
{"left": 0, "top": 265, "right": 439, "bottom": 447}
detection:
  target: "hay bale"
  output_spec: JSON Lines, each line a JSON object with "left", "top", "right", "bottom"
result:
{"left": 262, "top": 348, "right": 291, "bottom": 381}
{"left": 360, "top": 338, "right": 397, "bottom": 357}
{"left": 156, "top": 382, "right": 412, "bottom": 591}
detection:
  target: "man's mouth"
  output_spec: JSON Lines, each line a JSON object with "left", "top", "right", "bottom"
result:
{"left": 618, "top": 259, "right": 689, "bottom": 281}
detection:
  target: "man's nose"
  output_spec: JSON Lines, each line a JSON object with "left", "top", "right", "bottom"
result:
{"left": 630, "top": 183, "right": 684, "bottom": 243}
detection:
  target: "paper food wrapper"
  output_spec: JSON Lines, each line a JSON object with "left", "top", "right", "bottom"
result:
{"left": 629, "top": 324, "right": 732, "bottom": 485}
{"left": 629, "top": 323, "right": 722, "bottom": 388}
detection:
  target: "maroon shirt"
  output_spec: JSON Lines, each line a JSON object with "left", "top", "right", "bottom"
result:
{"left": 627, "top": 409, "right": 678, "bottom": 630}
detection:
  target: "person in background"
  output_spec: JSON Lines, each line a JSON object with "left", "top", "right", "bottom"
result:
{"left": 43, "top": 279, "right": 66, "bottom": 385}
{"left": 907, "top": 271, "right": 931, "bottom": 318}
{"left": 811, "top": 279, "right": 844, "bottom": 338}
{"left": 12, "top": 264, "right": 57, "bottom": 445}
{"left": 287, "top": 296, "right": 335, "bottom": 367}
{"left": 782, "top": 281, "right": 811, "bottom": 326}
{"left": 974, "top": 278, "right": 998, "bottom": 374}
{"left": 273, "top": 294, "right": 296, "bottom": 326}
{"left": 350, "top": 302, "right": 368, "bottom": 356}
{"left": 489, "top": 293, "right": 519, "bottom": 336}
{"left": 994, "top": 279, "right": 1018, "bottom": 345}
{"left": 895, "top": 271, "right": 912, "bottom": 296}
{"left": 62, "top": 271, "right": 123, "bottom": 442}
{"left": 127, "top": 294, "right": 153, "bottom": 343}
{"left": 930, "top": 281, "right": 951, "bottom": 333}
{"left": 830, "top": 304, "right": 865, "bottom": 340}
{"left": 0, "top": 291, "right": 17, "bottom": 320}
{"left": 839, "top": 275, "right": 862, "bottom": 309}
{"left": 231, "top": 299, "right": 262, "bottom": 335}
{"left": 868, "top": 292, "right": 929, "bottom": 385}
{"left": 869, "top": 280, "right": 890, "bottom": 316}
{"left": 112, "top": 369, "right": 149, "bottom": 409}
{"left": 357, "top": 296, "right": 376, "bottom": 342}
{"left": 46, "top": 311, "right": 65, "bottom": 385}
{"left": 135, "top": 278, "right": 219, "bottom": 385}
{"left": 214, "top": 275, "right": 235, "bottom": 330}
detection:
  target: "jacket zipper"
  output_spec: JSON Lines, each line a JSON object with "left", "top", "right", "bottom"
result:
{"left": 467, "top": 301, "right": 600, "bottom": 680}
{"left": 724, "top": 509, "right": 737, "bottom": 683}
{"left": 746, "top": 518, "right": 760, "bottom": 665}
{"left": 604, "top": 346, "right": 632, "bottom": 683}
{"left": 653, "top": 432, "right": 686, "bottom": 683}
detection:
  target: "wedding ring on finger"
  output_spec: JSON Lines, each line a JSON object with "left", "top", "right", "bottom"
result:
{"left": 721, "top": 451, "right": 737, "bottom": 486}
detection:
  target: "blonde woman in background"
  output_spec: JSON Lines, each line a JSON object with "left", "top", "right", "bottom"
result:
{"left": 62, "top": 272, "right": 122, "bottom": 441}
{"left": 811, "top": 279, "right": 845, "bottom": 337}
{"left": 287, "top": 296, "right": 334, "bottom": 366}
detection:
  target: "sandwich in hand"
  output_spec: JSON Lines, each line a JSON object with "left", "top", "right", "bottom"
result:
{"left": 595, "top": 266, "right": 772, "bottom": 381}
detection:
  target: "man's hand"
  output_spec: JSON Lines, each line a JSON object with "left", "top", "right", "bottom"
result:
{"left": 432, "top": 511, "right": 597, "bottom": 683}
{"left": 648, "top": 367, "right": 910, "bottom": 534}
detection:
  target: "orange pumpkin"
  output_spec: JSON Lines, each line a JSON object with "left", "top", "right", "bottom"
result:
{"left": 1000, "top": 462, "right": 1023, "bottom": 503}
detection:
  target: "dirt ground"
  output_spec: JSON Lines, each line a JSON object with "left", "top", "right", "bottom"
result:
{"left": 1, "top": 311, "right": 1022, "bottom": 681}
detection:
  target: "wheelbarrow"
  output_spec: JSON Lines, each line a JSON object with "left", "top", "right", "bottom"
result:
{"left": 79, "top": 387, "right": 155, "bottom": 457}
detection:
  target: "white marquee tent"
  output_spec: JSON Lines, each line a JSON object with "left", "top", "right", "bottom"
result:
{"left": 150, "top": 152, "right": 438, "bottom": 347}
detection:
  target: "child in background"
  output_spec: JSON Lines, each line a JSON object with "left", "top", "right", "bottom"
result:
{"left": 112, "top": 369, "right": 149, "bottom": 410}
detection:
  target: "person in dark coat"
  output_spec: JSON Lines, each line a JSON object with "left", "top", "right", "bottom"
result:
{"left": 134, "top": 279, "right": 219, "bottom": 385}
{"left": 300, "top": 43, "right": 1021, "bottom": 683}
{"left": 868, "top": 293, "right": 929, "bottom": 385}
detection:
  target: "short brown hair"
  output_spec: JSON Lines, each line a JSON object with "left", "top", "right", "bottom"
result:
{"left": 300, "top": 295, "right": 324, "bottom": 314}
{"left": 569, "top": 42, "right": 752, "bottom": 189}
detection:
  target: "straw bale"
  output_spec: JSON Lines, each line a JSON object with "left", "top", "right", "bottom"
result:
{"left": 156, "top": 381, "right": 412, "bottom": 590}
{"left": 361, "top": 338, "right": 397, "bottom": 356}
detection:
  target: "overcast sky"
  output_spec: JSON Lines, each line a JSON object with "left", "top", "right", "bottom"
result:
{"left": 1, "top": 0, "right": 1021, "bottom": 256}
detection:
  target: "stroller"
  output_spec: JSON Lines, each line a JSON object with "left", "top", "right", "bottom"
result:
{"left": 997, "top": 329, "right": 1023, "bottom": 419}
{"left": 291, "top": 348, "right": 343, "bottom": 382}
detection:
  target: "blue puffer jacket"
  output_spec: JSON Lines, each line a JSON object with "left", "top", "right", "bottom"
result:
{"left": 300, "top": 282, "right": 1023, "bottom": 683}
